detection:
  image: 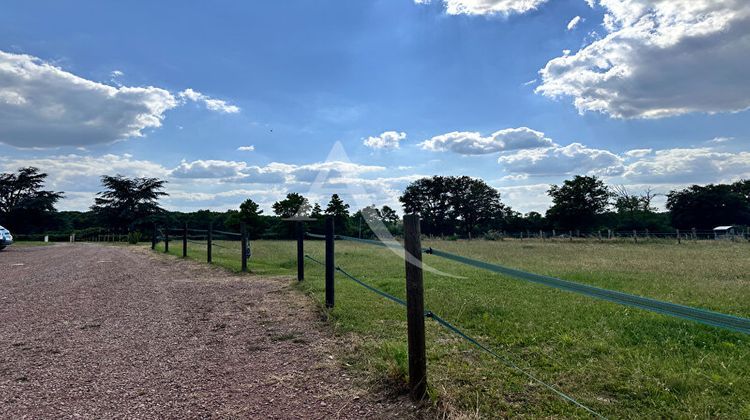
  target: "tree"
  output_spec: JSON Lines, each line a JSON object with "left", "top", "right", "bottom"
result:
{"left": 0, "top": 167, "right": 63, "bottom": 233}
{"left": 225, "top": 198, "right": 266, "bottom": 238}
{"left": 400, "top": 176, "right": 454, "bottom": 236}
{"left": 448, "top": 176, "right": 503, "bottom": 238}
{"left": 546, "top": 175, "right": 610, "bottom": 230}
{"left": 325, "top": 194, "right": 350, "bottom": 232}
{"left": 272, "top": 193, "right": 310, "bottom": 218}
{"left": 400, "top": 176, "right": 506, "bottom": 237}
{"left": 91, "top": 175, "right": 167, "bottom": 232}
{"left": 380, "top": 205, "right": 399, "bottom": 226}
{"left": 612, "top": 186, "right": 661, "bottom": 230}
{"left": 666, "top": 182, "right": 750, "bottom": 229}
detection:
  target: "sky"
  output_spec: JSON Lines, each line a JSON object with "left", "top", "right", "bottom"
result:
{"left": 1, "top": 0, "right": 749, "bottom": 215}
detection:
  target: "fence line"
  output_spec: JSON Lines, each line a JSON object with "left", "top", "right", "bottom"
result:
{"left": 304, "top": 254, "right": 605, "bottom": 418}
{"left": 329, "top": 234, "right": 750, "bottom": 335}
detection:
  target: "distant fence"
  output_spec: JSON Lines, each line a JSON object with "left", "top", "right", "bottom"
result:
{"left": 484, "top": 228, "right": 749, "bottom": 243}
{"left": 152, "top": 222, "right": 250, "bottom": 272}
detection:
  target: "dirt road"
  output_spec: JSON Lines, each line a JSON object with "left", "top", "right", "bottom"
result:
{"left": 0, "top": 244, "right": 415, "bottom": 419}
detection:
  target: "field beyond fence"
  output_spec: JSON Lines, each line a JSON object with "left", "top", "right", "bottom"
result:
{"left": 150, "top": 228, "right": 750, "bottom": 418}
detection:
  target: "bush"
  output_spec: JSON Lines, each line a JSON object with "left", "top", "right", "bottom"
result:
{"left": 127, "top": 231, "right": 143, "bottom": 244}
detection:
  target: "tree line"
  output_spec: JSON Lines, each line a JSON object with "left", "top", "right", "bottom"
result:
{"left": 2, "top": 166, "right": 749, "bottom": 239}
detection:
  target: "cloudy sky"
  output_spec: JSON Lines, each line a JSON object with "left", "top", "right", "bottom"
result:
{"left": 1, "top": 0, "right": 749, "bottom": 214}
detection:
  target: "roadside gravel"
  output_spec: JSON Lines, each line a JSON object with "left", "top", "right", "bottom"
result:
{"left": 0, "top": 244, "right": 418, "bottom": 419}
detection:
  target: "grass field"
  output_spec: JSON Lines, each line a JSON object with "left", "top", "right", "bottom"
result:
{"left": 156, "top": 238, "right": 750, "bottom": 418}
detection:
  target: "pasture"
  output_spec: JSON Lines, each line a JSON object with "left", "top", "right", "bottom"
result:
{"left": 156, "top": 238, "right": 750, "bottom": 418}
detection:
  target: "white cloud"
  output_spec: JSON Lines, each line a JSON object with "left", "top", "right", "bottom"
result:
{"left": 709, "top": 136, "right": 734, "bottom": 144}
{"left": 178, "top": 88, "right": 240, "bottom": 114}
{"left": 567, "top": 16, "right": 582, "bottom": 30}
{"left": 415, "top": 0, "right": 550, "bottom": 16}
{"left": 237, "top": 145, "right": 256, "bottom": 152}
{"left": 420, "top": 127, "right": 554, "bottom": 155}
{"left": 363, "top": 131, "right": 406, "bottom": 150}
{"left": 621, "top": 147, "right": 750, "bottom": 184}
{"left": 624, "top": 148, "right": 652, "bottom": 158}
{"left": 498, "top": 142, "right": 624, "bottom": 175}
{"left": 536, "top": 0, "right": 750, "bottom": 119}
{"left": 0, "top": 50, "right": 239, "bottom": 148}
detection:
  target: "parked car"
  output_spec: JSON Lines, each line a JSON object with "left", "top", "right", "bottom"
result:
{"left": 0, "top": 225, "right": 13, "bottom": 250}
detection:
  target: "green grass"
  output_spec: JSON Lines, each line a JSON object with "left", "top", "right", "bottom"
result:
{"left": 156, "top": 238, "right": 750, "bottom": 418}
{"left": 6, "top": 241, "right": 53, "bottom": 247}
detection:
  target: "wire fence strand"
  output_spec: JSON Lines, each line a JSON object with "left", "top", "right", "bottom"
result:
{"left": 303, "top": 254, "right": 604, "bottom": 418}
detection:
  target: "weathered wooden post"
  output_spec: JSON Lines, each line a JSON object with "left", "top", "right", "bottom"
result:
{"left": 677, "top": 229, "right": 681, "bottom": 244}
{"left": 164, "top": 228, "right": 169, "bottom": 253}
{"left": 692, "top": 227, "right": 697, "bottom": 242}
{"left": 297, "top": 221, "right": 304, "bottom": 281}
{"left": 182, "top": 222, "right": 188, "bottom": 258}
{"left": 598, "top": 230, "right": 602, "bottom": 241}
{"left": 325, "top": 216, "right": 335, "bottom": 308}
{"left": 608, "top": 229, "right": 612, "bottom": 240}
{"left": 633, "top": 229, "right": 638, "bottom": 243}
{"left": 539, "top": 229, "right": 544, "bottom": 240}
{"left": 241, "top": 222, "right": 248, "bottom": 272}
{"left": 207, "top": 222, "right": 213, "bottom": 264}
{"left": 404, "top": 214, "right": 427, "bottom": 402}
{"left": 569, "top": 230, "right": 573, "bottom": 242}
{"left": 151, "top": 223, "right": 157, "bottom": 250}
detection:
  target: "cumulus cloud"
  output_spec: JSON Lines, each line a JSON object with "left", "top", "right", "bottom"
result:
{"left": 498, "top": 142, "right": 624, "bottom": 175}
{"left": 420, "top": 127, "right": 554, "bottom": 155}
{"left": 0, "top": 154, "right": 169, "bottom": 200}
{"left": 0, "top": 50, "right": 238, "bottom": 148}
{"left": 536, "top": 0, "right": 750, "bottom": 119}
{"left": 624, "top": 148, "right": 652, "bottom": 158}
{"left": 622, "top": 147, "right": 750, "bottom": 184}
{"left": 567, "top": 16, "right": 582, "bottom": 30}
{"left": 178, "top": 88, "right": 240, "bottom": 114}
{"left": 363, "top": 131, "right": 406, "bottom": 150}
{"left": 415, "top": 0, "right": 550, "bottom": 16}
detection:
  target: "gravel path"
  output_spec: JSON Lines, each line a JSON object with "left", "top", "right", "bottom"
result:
{"left": 0, "top": 244, "right": 416, "bottom": 419}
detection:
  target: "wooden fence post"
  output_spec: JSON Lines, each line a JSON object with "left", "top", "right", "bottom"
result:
{"left": 633, "top": 229, "right": 637, "bottom": 243}
{"left": 183, "top": 222, "right": 188, "bottom": 258}
{"left": 207, "top": 222, "right": 213, "bottom": 264}
{"left": 569, "top": 230, "right": 573, "bottom": 242}
{"left": 404, "top": 214, "right": 427, "bottom": 402}
{"left": 151, "top": 224, "right": 157, "bottom": 250}
{"left": 677, "top": 229, "right": 681, "bottom": 244}
{"left": 297, "top": 221, "right": 304, "bottom": 282}
{"left": 241, "top": 222, "right": 248, "bottom": 272}
{"left": 325, "top": 216, "right": 335, "bottom": 308}
{"left": 692, "top": 227, "right": 697, "bottom": 241}
{"left": 164, "top": 229, "right": 169, "bottom": 253}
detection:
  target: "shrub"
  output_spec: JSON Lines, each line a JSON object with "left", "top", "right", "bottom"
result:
{"left": 127, "top": 231, "right": 143, "bottom": 244}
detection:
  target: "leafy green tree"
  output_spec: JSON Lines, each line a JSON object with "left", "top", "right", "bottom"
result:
{"left": 448, "top": 176, "right": 504, "bottom": 238}
{"left": 0, "top": 167, "right": 63, "bottom": 233}
{"left": 546, "top": 175, "right": 610, "bottom": 230}
{"left": 226, "top": 198, "right": 266, "bottom": 238}
{"left": 91, "top": 175, "right": 167, "bottom": 232}
{"left": 380, "top": 205, "right": 399, "bottom": 226}
{"left": 666, "top": 182, "right": 750, "bottom": 229}
{"left": 272, "top": 193, "right": 311, "bottom": 218}
{"left": 400, "top": 176, "right": 505, "bottom": 237}
{"left": 400, "top": 176, "right": 454, "bottom": 236}
{"left": 325, "top": 194, "right": 350, "bottom": 232}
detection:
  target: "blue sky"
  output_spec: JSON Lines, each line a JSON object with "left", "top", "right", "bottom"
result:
{"left": 1, "top": 0, "right": 749, "bottom": 214}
